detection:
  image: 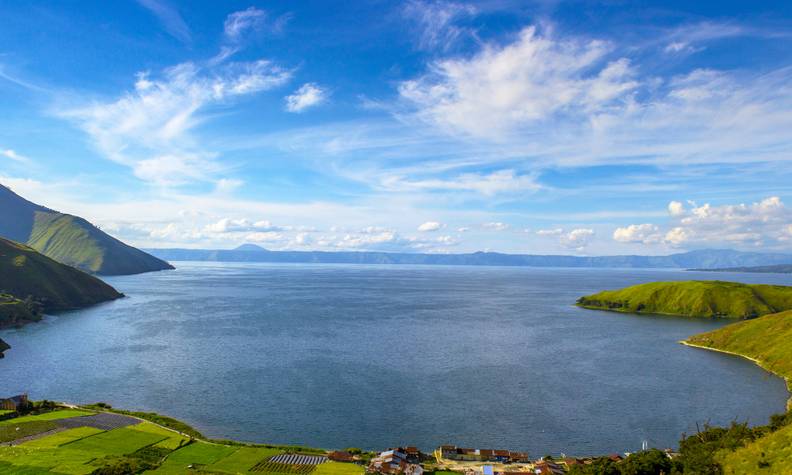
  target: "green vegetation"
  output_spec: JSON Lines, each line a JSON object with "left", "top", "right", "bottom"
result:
{"left": 685, "top": 309, "right": 792, "bottom": 386}
{"left": 577, "top": 281, "right": 792, "bottom": 318}
{"left": 0, "top": 184, "right": 173, "bottom": 276}
{"left": 0, "top": 420, "right": 58, "bottom": 443}
{"left": 82, "top": 403, "right": 204, "bottom": 439}
{"left": 0, "top": 410, "right": 94, "bottom": 426}
{"left": 249, "top": 459, "right": 317, "bottom": 474}
{"left": 23, "top": 427, "right": 104, "bottom": 448}
{"left": 313, "top": 462, "right": 365, "bottom": 475}
{"left": 717, "top": 421, "right": 792, "bottom": 473}
{"left": 0, "top": 238, "right": 122, "bottom": 329}
{"left": 206, "top": 447, "right": 283, "bottom": 473}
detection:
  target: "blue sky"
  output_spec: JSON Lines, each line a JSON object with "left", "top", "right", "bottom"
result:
{"left": 1, "top": 0, "right": 792, "bottom": 255}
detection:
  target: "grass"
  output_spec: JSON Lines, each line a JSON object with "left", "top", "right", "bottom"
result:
{"left": 686, "top": 309, "right": 792, "bottom": 390}
{"left": 0, "top": 409, "right": 94, "bottom": 426}
{"left": 207, "top": 447, "right": 285, "bottom": 473}
{"left": 21, "top": 427, "right": 103, "bottom": 448}
{"left": 717, "top": 423, "right": 792, "bottom": 473}
{"left": 313, "top": 461, "right": 365, "bottom": 475}
{"left": 577, "top": 280, "right": 792, "bottom": 318}
{"left": 153, "top": 441, "right": 238, "bottom": 473}
{"left": 0, "top": 237, "right": 122, "bottom": 316}
{"left": 249, "top": 460, "right": 318, "bottom": 474}
{"left": 82, "top": 404, "right": 204, "bottom": 439}
{"left": 63, "top": 426, "right": 167, "bottom": 456}
{"left": 131, "top": 421, "right": 190, "bottom": 450}
{"left": 0, "top": 420, "right": 57, "bottom": 443}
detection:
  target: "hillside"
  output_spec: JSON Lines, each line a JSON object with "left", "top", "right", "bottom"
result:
{"left": 0, "top": 237, "right": 122, "bottom": 327}
{"left": 576, "top": 281, "right": 792, "bottom": 318}
{"left": 0, "top": 184, "right": 174, "bottom": 275}
{"left": 146, "top": 247, "right": 792, "bottom": 269}
{"left": 695, "top": 264, "right": 792, "bottom": 274}
{"left": 685, "top": 310, "right": 792, "bottom": 392}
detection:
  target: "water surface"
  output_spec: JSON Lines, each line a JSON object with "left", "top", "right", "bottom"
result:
{"left": 1, "top": 263, "right": 789, "bottom": 455}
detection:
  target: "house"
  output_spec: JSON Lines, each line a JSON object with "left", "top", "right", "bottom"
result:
{"left": 438, "top": 446, "right": 530, "bottom": 464}
{"left": 368, "top": 449, "right": 424, "bottom": 475}
{"left": 329, "top": 451, "right": 356, "bottom": 463}
{"left": 533, "top": 460, "right": 564, "bottom": 475}
{"left": 0, "top": 394, "right": 28, "bottom": 411}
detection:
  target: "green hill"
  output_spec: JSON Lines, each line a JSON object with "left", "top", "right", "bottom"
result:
{"left": 0, "top": 184, "right": 174, "bottom": 275}
{"left": 685, "top": 310, "right": 792, "bottom": 394}
{"left": 0, "top": 237, "right": 122, "bottom": 328}
{"left": 576, "top": 281, "right": 792, "bottom": 318}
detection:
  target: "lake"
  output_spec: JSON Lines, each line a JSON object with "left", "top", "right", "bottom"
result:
{"left": 1, "top": 263, "right": 790, "bottom": 456}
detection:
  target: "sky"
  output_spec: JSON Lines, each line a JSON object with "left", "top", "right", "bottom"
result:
{"left": 1, "top": 0, "right": 792, "bottom": 255}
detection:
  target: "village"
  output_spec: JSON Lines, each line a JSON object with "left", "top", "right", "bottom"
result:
{"left": 356, "top": 443, "right": 659, "bottom": 475}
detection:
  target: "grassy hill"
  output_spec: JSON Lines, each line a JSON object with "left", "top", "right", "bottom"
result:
{"left": 0, "top": 184, "right": 174, "bottom": 275}
{"left": 685, "top": 310, "right": 792, "bottom": 395}
{"left": 0, "top": 237, "right": 122, "bottom": 326}
{"left": 576, "top": 281, "right": 792, "bottom": 318}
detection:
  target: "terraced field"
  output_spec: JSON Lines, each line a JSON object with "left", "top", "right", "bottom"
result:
{"left": 0, "top": 407, "right": 362, "bottom": 474}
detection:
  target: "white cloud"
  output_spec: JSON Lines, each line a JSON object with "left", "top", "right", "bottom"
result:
{"left": 224, "top": 7, "right": 267, "bottom": 41}
{"left": 482, "top": 222, "right": 509, "bottom": 231}
{"left": 285, "top": 83, "right": 327, "bottom": 113}
{"left": 137, "top": 0, "right": 191, "bottom": 43}
{"left": 61, "top": 58, "right": 292, "bottom": 185}
{"left": 668, "top": 200, "right": 685, "bottom": 216}
{"left": 402, "top": 0, "right": 477, "bottom": 51}
{"left": 215, "top": 178, "right": 244, "bottom": 193}
{"left": 399, "top": 25, "right": 638, "bottom": 137}
{"left": 418, "top": 221, "right": 444, "bottom": 232}
{"left": 537, "top": 227, "right": 595, "bottom": 251}
{"left": 379, "top": 169, "right": 540, "bottom": 196}
{"left": 245, "top": 231, "right": 283, "bottom": 243}
{"left": 613, "top": 223, "right": 662, "bottom": 244}
{"left": 560, "top": 228, "right": 595, "bottom": 250}
{"left": 1, "top": 149, "right": 28, "bottom": 162}
{"left": 205, "top": 218, "right": 284, "bottom": 233}
{"left": 617, "top": 196, "right": 792, "bottom": 249}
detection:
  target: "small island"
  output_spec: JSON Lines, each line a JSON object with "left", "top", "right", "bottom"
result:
{"left": 576, "top": 280, "right": 792, "bottom": 319}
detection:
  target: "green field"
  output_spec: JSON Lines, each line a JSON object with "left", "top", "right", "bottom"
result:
{"left": 21, "top": 427, "right": 104, "bottom": 448}
{"left": 0, "top": 410, "right": 94, "bottom": 426}
{"left": 64, "top": 426, "right": 167, "bottom": 456}
{"left": 152, "top": 441, "right": 239, "bottom": 473}
{"left": 206, "top": 446, "right": 285, "bottom": 473}
{"left": 313, "top": 461, "right": 365, "bottom": 475}
{"left": 0, "top": 421, "right": 57, "bottom": 443}
{"left": 577, "top": 280, "right": 792, "bottom": 318}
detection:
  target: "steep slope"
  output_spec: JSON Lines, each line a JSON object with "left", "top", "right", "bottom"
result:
{"left": 0, "top": 237, "right": 122, "bottom": 326}
{"left": 685, "top": 310, "right": 792, "bottom": 389}
{"left": 0, "top": 184, "right": 173, "bottom": 275}
{"left": 577, "top": 281, "right": 792, "bottom": 318}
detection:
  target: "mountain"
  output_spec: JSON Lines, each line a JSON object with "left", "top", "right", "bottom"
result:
{"left": 695, "top": 263, "right": 792, "bottom": 274}
{"left": 0, "top": 237, "right": 122, "bottom": 329}
{"left": 0, "top": 184, "right": 174, "bottom": 275}
{"left": 234, "top": 243, "right": 268, "bottom": 251}
{"left": 145, "top": 247, "right": 792, "bottom": 269}
{"left": 577, "top": 281, "right": 792, "bottom": 318}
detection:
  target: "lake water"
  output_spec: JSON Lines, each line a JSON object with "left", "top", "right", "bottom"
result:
{"left": 1, "top": 263, "right": 790, "bottom": 456}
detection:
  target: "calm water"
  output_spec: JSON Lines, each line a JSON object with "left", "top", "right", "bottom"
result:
{"left": 1, "top": 263, "right": 790, "bottom": 455}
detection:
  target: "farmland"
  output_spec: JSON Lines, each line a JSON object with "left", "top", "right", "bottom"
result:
{"left": 0, "top": 407, "right": 356, "bottom": 474}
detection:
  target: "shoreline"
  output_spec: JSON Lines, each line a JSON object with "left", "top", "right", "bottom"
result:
{"left": 679, "top": 340, "right": 792, "bottom": 411}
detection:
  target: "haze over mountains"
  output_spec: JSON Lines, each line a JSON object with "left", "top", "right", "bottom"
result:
{"left": 147, "top": 244, "right": 792, "bottom": 270}
{"left": 0, "top": 185, "right": 173, "bottom": 275}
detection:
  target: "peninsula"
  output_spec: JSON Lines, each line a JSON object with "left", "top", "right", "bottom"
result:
{"left": 576, "top": 280, "right": 792, "bottom": 319}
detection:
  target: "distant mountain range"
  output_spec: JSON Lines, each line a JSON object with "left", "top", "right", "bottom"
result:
{"left": 0, "top": 184, "right": 174, "bottom": 275}
{"left": 695, "top": 264, "right": 792, "bottom": 274}
{"left": 146, "top": 244, "right": 792, "bottom": 270}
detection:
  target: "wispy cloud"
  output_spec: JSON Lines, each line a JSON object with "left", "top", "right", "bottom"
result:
{"left": 402, "top": 0, "right": 478, "bottom": 51}
{"left": 59, "top": 59, "right": 292, "bottom": 185}
{"left": 1, "top": 149, "right": 29, "bottom": 163}
{"left": 285, "top": 83, "right": 327, "bottom": 112}
{"left": 137, "top": 0, "right": 191, "bottom": 44}
{"left": 224, "top": 7, "right": 268, "bottom": 41}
